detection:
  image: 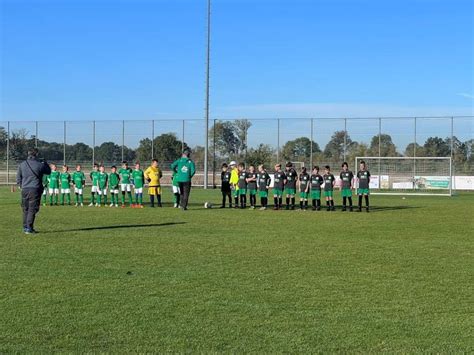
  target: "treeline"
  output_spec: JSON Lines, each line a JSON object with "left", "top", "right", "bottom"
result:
{"left": 0, "top": 121, "right": 473, "bottom": 173}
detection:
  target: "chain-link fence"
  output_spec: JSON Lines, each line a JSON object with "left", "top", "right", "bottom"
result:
{"left": 1, "top": 116, "right": 472, "bottom": 186}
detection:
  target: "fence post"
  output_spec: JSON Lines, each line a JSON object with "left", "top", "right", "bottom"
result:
{"left": 6, "top": 121, "right": 10, "bottom": 185}
{"left": 63, "top": 121, "right": 66, "bottom": 165}
{"left": 35, "top": 121, "right": 38, "bottom": 148}
{"left": 343, "top": 118, "right": 347, "bottom": 162}
{"left": 121, "top": 120, "right": 125, "bottom": 162}
{"left": 378, "top": 117, "right": 381, "bottom": 183}
{"left": 182, "top": 120, "right": 185, "bottom": 151}
{"left": 413, "top": 117, "right": 417, "bottom": 190}
{"left": 451, "top": 116, "right": 455, "bottom": 193}
{"left": 151, "top": 120, "right": 154, "bottom": 160}
{"left": 92, "top": 121, "right": 96, "bottom": 166}
{"left": 213, "top": 119, "right": 216, "bottom": 188}
{"left": 277, "top": 119, "right": 280, "bottom": 163}
{"left": 310, "top": 118, "right": 314, "bottom": 167}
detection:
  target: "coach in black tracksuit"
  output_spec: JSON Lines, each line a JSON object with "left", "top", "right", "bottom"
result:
{"left": 16, "top": 148, "right": 51, "bottom": 234}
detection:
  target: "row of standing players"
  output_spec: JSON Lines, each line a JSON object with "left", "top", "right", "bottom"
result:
{"left": 40, "top": 160, "right": 183, "bottom": 208}
{"left": 221, "top": 160, "right": 372, "bottom": 212}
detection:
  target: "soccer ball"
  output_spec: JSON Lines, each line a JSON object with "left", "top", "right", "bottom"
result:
{"left": 204, "top": 202, "right": 213, "bottom": 209}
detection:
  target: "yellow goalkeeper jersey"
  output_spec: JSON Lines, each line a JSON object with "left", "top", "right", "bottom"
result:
{"left": 230, "top": 167, "right": 239, "bottom": 190}
{"left": 144, "top": 166, "right": 162, "bottom": 187}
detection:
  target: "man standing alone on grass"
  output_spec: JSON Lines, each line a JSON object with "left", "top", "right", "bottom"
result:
{"left": 170, "top": 148, "right": 196, "bottom": 211}
{"left": 16, "top": 148, "right": 51, "bottom": 234}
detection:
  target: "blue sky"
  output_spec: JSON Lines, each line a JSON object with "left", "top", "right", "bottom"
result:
{"left": 0, "top": 0, "right": 473, "bottom": 148}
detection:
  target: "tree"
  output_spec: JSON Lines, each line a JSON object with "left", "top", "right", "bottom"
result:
{"left": 66, "top": 142, "right": 92, "bottom": 162}
{"left": 136, "top": 138, "right": 152, "bottom": 163}
{"left": 246, "top": 144, "right": 275, "bottom": 167}
{"left": 282, "top": 137, "right": 321, "bottom": 162}
{"left": 0, "top": 126, "right": 7, "bottom": 160}
{"left": 210, "top": 119, "right": 252, "bottom": 158}
{"left": 369, "top": 133, "right": 399, "bottom": 157}
{"left": 423, "top": 137, "right": 450, "bottom": 157}
{"left": 323, "top": 131, "right": 354, "bottom": 161}
{"left": 95, "top": 142, "right": 123, "bottom": 163}
{"left": 152, "top": 133, "right": 184, "bottom": 165}
{"left": 404, "top": 143, "right": 424, "bottom": 157}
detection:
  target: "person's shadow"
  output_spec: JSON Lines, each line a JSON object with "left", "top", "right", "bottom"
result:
{"left": 42, "top": 222, "right": 185, "bottom": 233}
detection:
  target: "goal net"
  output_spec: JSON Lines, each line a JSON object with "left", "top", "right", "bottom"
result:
{"left": 354, "top": 157, "right": 453, "bottom": 196}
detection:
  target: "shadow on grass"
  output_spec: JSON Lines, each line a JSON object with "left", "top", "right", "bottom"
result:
{"left": 44, "top": 222, "right": 186, "bottom": 233}
{"left": 364, "top": 206, "right": 420, "bottom": 213}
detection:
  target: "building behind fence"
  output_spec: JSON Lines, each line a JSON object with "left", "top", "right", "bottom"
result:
{"left": 0, "top": 116, "right": 473, "bottom": 187}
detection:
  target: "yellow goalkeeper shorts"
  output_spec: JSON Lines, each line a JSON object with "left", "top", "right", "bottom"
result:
{"left": 148, "top": 186, "right": 162, "bottom": 195}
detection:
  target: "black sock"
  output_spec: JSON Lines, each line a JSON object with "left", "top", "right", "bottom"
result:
{"left": 317, "top": 199, "right": 321, "bottom": 207}
{"left": 326, "top": 200, "right": 330, "bottom": 206}
{"left": 157, "top": 194, "right": 161, "bottom": 205}
{"left": 358, "top": 195, "right": 363, "bottom": 208}
{"left": 274, "top": 197, "right": 278, "bottom": 206}
{"left": 304, "top": 200, "right": 308, "bottom": 208}
{"left": 234, "top": 197, "right": 239, "bottom": 206}
{"left": 312, "top": 199, "right": 316, "bottom": 207}
{"left": 331, "top": 200, "right": 334, "bottom": 207}
{"left": 291, "top": 197, "right": 295, "bottom": 206}
{"left": 365, "top": 195, "right": 369, "bottom": 207}
{"left": 348, "top": 197, "right": 353, "bottom": 206}
{"left": 300, "top": 201, "right": 303, "bottom": 208}
{"left": 286, "top": 197, "right": 290, "bottom": 206}
{"left": 150, "top": 195, "right": 155, "bottom": 206}
{"left": 343, "top": 196, "right": 346, "bottom": 206}
{"left": 279, "top": 197, "right": 283, "bottom": 207}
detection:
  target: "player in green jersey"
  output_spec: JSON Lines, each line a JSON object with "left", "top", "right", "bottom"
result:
{"left": 131, "top": 162, "right": 145, "bottom": 208}
{"left": 323, "top": 165, "right": 336, "bottom": 211}
{"left": 60, "top": 165, "right": 72, "bottom": 205}
{"left": 42, "top": 173, "right": 49, "bottom": 206}
{"left": 72, "top": 164, "right": 86, "bottom": 206}
{"left": 48, "top": 164, "right": 61, "bottom": 205}
{"left": 273, "top": 163, "right": 286, "bottom": 210}
{"left": 284, "top": 162, "right": 298, "bottom": 210}
{"left": 237, "top": 163, "right": 248, "bottom": 209}
{"left": 172, "top": 171, "right": 180, "bottom": 208}
{"left": 356, "top": 160, "right": 371, "bottom": 212}
{"left": 298, "top": 166, "right": 310, "bottom": 210}
{"left": 246, "top": 165, "right": 258, "bottom": 209}
{"left": 340, "top": 162, "right": 354, "bottom": 212}
{"left": 89, "top": 163, "right": 100, "bottom": 206}
{"left": 310, "top": 166, "right": 324, "bottom": 211}
{"left": 257, "top": 164, "right": 271, "bottom": 210}
{"left": 108, "top": 165, "right": 120, "bottom": 207}
{"left": 119, "top": 161, "right": 133, "bottom": 207}
{"left": 96, "top": 165, "right": 108, "bottom": 207}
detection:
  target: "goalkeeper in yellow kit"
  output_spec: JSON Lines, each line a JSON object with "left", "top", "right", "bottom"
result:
{"left": 144, "top": 159, "right": 163, "bottom": 207}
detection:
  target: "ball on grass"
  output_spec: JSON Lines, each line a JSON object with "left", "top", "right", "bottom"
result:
{"left": 204, "top": 202, "right": 213, "bottom": 209}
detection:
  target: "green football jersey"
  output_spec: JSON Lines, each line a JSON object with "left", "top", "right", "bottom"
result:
{"left": 72, "top": 171, "right": 86, "bottom": 188}
{"left": 119, "top": 168, "right": 132, "bottom": 184}
{"left": 42, "top": 174, "right": 49, "bottom": 187}
{"left": 49, "top": 171, "right": 61, "bottom": 189}
{"left": 90, "top": 170, "right": 100, "bottom": 185}
{"left": 98, "top": 172, "right": 108, "bottom": 189}
{"left": 170, "top": 157, "right": 196, "bottom": 182}
{"left": 60, "top": 172, "right": 71, "bottom": 189}
{"left": 109, "top": 172, "right": 120, "bottom": 188}
{"left": 132, "top": 169, "right": 144, "bottom": 188}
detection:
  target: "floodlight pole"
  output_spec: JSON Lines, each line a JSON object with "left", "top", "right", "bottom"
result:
{"left": 203, "top": 0, "right": 211, "bottom": 189}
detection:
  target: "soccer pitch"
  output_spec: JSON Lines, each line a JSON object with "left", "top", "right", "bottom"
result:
{"left": 1, "top": 187, "right": 473, "bottom": 352}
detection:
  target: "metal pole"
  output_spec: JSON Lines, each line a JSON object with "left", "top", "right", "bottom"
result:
{"left": 413, "top": 117, "right": 417, "bottom": 190}
{"left": 450, "top": 116, "right": 454, "bottom": 194}
{"left": 277, "top": 119, "right": 280, "bottom": 163}
{"left": 212, "top": 119, "right": 216, "bottom": 188}
{"left": 63, "top": 121, "right": 66, "bottom": 165}
{"left": 182, "top": 120, "right": 185, "bottom": 151}
{"left": 92, "top": 121, "right": 96, "bottom": 165}
{"left": 343, "top": 118, "right": 347, "bottom": 162}
{"left": 244, "top": 123, "right": 248, "bottom": 162}
{"left": 121, "top": 120, "right": 125, "bottom": 162}
{"left": 35, "top": 121, "right": 38, "bottom": 148}
{"left": 378, "top": 117, "right": 381, "bottom": 183}
{"left": 203, "top": 0, "right": 211, "bottom": 189}
{"left": 6, "top": 121, "right": 10, "bottom": 185}
{"left": 151, "top": 120, "right": 155, "bottom": 159}
{"left": 310, "top": 118, "right": 313, "bottom": 167}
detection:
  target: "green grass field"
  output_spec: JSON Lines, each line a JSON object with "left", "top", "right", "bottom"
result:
{"left": 1, "top": 187, "right": 473, "bottom": 352}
